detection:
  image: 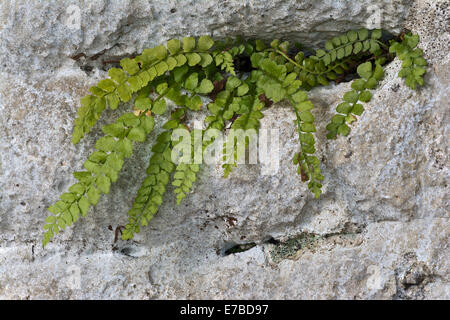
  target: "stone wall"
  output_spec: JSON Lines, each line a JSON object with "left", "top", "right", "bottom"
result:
{"left": 0, "top": 0, "right": 448, "bottom": 299}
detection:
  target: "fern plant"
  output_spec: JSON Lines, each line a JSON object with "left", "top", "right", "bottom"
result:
{"left": 42, "top": 30, "right": 427, "bottom": 247}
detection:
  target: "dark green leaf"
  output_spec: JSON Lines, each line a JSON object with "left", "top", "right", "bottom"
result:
{"left": 371, "top": 29, "right": 382, "bottom": 40}
{"left": 343, "top": 90, "right": 359, "bottom": 104}
{"left": 336, "top": 102, "right": 352, "bottom": 114}
{"left": 316, "top": 49, "right": 326, "bottom": 57}
{"left": 347, "top": 30, "right": 358, "bottom": 42}
{"left": 300, "top": 123, "right": 316, "bottom": 132}
{"left": 353, "top": 42, "right": 363, "bottom": 54}
{"left": 358, "top": 29, "right": 369, "bottom": 40}
{"left": 358, "top": 90, "right": 372, "bottom": 102}
{"left": 331, "top": 114, "right": 345, "bottom": 124}
{"left": 102, "top": 123, "right": 125, "bottom": 137}
{"left": 357, "top": 62, "right": 372, "bottom": 79}
{"left": 299, "top": 111, "right": 314, "bottom": 123}
{"left": 337, "top": 124, "right": 350, "bottom": 136}
{"left": 186, "top": 95, "right": 202, "bottom": 111}
{"left": 352, "top": 104, "right": 364, "bottom": 116}
{"left": 184, "top": 73, "right": 198, "bottom": 90}
{"left": 351, "top": 79, "right": 366, "bottom": 91}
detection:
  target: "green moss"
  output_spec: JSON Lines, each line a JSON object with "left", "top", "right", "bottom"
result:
{"left": 270, "top": 233, "right": 320, "bottom": 262}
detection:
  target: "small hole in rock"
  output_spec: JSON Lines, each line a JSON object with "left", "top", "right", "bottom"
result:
{"left": 220, "top": 242, "right": 256, "bottom": 256}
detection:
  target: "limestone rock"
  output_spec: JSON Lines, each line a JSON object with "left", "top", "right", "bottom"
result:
{"left": 0, "top": 0, "right": 448, "bottom": 299}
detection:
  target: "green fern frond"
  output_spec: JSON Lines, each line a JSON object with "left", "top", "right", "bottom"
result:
{"left": 212, "top": 40, "right": 252, "bottom": 76}
{"left": 121, "top": 133, "right": 175, "bottom": 240}
{"left": 318, "top": 29, "right": 384, "bottom": 66}
{"left": 173, "top": 162, "right": 200, "bottom": 204}
{"left": 389, "top": 33, "right": 427, "bottom": 89}
{"left": 43, "top": 112, "right": 154, "bottom": 247}
{"left": 326, "top": 61, "right": 384, "bottom": 139}
{"left": 222, "top": 93, "right": 264, "bottom": 177}
{"left": 171, "top": 127, "right": 203, "bottom": 204}
{"left": 121, "top": 107, "right": 189, "bottom": 240}
{"left": 73, "top": 36, "right": 216, "bottom": 144}
{"left": 250, "top": 51, "right": 323, "bottom": 197}
{"left": 289, "top": 92, "right": 323, "bottom": 198}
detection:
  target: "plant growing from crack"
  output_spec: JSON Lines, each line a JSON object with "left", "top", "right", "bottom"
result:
{"left": 41, "top": 29, "right": 427, "bottom": 247}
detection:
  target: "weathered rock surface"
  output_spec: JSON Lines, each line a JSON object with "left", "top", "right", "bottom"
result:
{"left": 1, "top": 0, "right": 411, "bottom": 74}
{"left": 0, "top": 0, "right": 448, "bottom": 299}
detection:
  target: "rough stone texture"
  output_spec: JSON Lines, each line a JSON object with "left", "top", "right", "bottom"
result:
{"left": 0, "top": 0, "right": 448, "bottom": 299}
{"left": 1, "top": 0, "right": 411, "bottom": 74}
